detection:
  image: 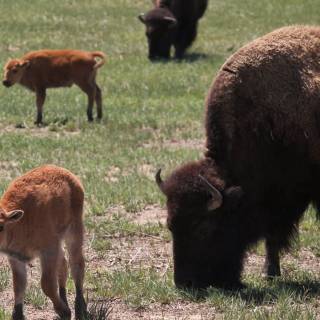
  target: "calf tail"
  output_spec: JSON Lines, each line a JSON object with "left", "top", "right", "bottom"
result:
{"left": 92, "top": 51, "right": 106, "bottom": 69}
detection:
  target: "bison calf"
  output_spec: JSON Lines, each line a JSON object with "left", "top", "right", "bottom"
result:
{"left": 2, "top": 49, "right": 106, "bottom": 124}
{"left": 0, "top": 165, "right": 87, "bottom": 320}
{"left": 139, "top": 0, "right": 208, "bottom": 59}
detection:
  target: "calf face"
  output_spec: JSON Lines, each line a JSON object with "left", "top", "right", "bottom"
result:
{"left": 156, "top": 160, "right": 245, "bottom": 289}
{"left": 139, "top": 8, "right": 177, "bottom": 60}
{"left": 2, "top": 59, "right": 29, "bottom": 87}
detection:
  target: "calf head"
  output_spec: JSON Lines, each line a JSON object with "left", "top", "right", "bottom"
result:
{"left": 138, "top": 8, "right": 177, "bottom": 60}
{"left": 156, "top": 159, "right": 245, "bottom": 289}
{"left": 3, "top": 59, "right": 30, "bottom": 87}
{"left": 0, "top": 208, "right": 24, "bottom": 237}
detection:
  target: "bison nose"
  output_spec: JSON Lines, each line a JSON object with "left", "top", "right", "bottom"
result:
{"left": 2, "top": 80, "right": 11, "bottom": 87}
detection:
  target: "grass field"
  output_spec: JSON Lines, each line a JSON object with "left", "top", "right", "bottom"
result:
{"left": 0, "top": 0, "right": 320, "bottom": 319}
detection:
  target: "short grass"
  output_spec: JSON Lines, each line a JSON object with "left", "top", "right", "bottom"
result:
{"left": 0, "top": 0, "right": 320, "bottom": 319}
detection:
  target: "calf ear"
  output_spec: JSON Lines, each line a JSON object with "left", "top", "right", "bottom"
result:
{"left": 138, "top": 13, "right": 146, "bottom": 24}
{"left": 20, "top": 60, "right": 30, "bottom": 68}
{"left": 6, "top": 210, "right": 24, "bottom": 224}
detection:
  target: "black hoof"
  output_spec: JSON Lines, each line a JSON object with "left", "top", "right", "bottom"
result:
{"left": 12, "top": 304, "right": 25, "bottom": 320}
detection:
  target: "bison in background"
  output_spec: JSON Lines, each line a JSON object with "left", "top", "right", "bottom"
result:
{"left": 139, "top": 0, "right": 208, "bottom": 60}
{"left": 156, "top": 25, "right": 320, "bottom": 289}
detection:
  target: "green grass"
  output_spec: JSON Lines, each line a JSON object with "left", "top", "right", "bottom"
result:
{"left": 0, "top": 0, "right": 320, "bottom": 318}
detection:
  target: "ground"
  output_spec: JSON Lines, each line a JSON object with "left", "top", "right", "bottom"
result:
{"left": 0, "top": 0, "right": 320, "bottom": 319}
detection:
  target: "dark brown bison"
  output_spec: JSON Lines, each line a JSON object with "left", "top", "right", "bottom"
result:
{"left": 156, "top": 25, "right": 320, "bottom": 289}
{"left": 138, "top": 0, "right": 208, "bottom": 60}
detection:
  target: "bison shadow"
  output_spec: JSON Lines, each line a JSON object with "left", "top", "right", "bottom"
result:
{"left": 179, "top": 278, "right": 320, "bottom": 305}
{"left": 150, "top": 52, "right": 220, "bottom": 63}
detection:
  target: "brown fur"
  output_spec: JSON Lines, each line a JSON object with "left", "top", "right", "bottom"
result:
{"left": 2, "top": 49, "right": 106, "bottom": 124}
{"left": 157, "top": 25, "right": 320, "bottom": 289}
{"left": 0, "top": 165, "right": 87, "bottom": 320}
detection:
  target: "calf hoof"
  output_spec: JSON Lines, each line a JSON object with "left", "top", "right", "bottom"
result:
{"left": 55, "top": 305, "right": 71, "bottom": 320}
{"left": 12, "top": 304, "right": 25, "bottom": 320}
{"left": 75, "top": 296, "right": 88, "bottom": 320}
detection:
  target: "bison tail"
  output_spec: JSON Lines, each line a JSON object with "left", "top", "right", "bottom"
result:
{"left": 92, "top": 51, "right": 106, "bottom": 69}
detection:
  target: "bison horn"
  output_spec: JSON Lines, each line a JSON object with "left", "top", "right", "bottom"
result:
{"left": 155, "top": 169, "right": 166, "bottom": 194}
{"left": 138, "top": 13, "right": 146, "bottom": 23}
{"left": 163, "top": 16, "right": 177, "bottom": 25}
{"left": 199, "top": 174, "right": 223, "bottom": 210}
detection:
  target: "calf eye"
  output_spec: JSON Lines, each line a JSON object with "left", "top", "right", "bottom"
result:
{"left": 11, "top": 69, "right": 18, "bottom": 74}
{"left": 0, "top": 226, "right": 3, "bottom": 232}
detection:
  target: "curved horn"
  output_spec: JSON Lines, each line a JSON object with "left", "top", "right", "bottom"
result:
{"left": 155, "top": 169, "right": 166, "bottom": 194}
{"left": 163, "top": 16, "right": 177, "bottom": 25}
{"left": 199, "top": 174, "right": 223, "bottom": 210}
{"left": 138, "top": 13, "right": 146, "bottom": 23}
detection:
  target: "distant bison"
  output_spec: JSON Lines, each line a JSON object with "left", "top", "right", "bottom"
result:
{"left": 156, "top": 25, "right": 320, "bottom": 289}
{"left": 3, "top": 49, "right": 106, "bottom": 125}
{"left": 139, "top": 0, "right": 208, "bottom": 59}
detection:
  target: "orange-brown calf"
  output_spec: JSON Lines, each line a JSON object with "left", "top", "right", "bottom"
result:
{"left": 0, "top": 165, "right": 87, "bottom": 320}
{"left": 2, "top": 49, "right": 106, "bottom": 124}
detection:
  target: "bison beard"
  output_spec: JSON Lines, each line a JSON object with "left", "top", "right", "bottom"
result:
{"left": 156, "top": 25, "right": 320, "bottom": 289}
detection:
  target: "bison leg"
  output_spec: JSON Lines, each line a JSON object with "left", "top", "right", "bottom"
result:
{"left": 174, "top": 22, "right": 198, "bottom": 59}
{"left": 35, "top": 88, "right": 46, "bottom": 125}
{"left": 40, "top": 246, "right": 71, "bottom": 319}
{"left": 9, "top": 258, "right": 27, "bottom": 320}
{"left": 65, "top": 218, "right": 87, "bottom": 320}
{"left": 95, "top": 83, "right": 103, "bottom": 120}
{"left": 264, "top": 239, "right": 281, "bottom": 277}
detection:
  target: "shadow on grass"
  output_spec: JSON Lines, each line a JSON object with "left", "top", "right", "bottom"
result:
{"left": 178, "top": 278, "right": 320, "bottom": 305}
{"left": 149, "top": 52, "right": 222, "bottom": 64}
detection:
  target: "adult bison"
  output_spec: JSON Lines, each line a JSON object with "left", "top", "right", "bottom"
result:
{"left": 138, "top": 0, "right": 208, "bottom": 59}
{"left": 156, "top": 25, "right": 320, "bottom": 289}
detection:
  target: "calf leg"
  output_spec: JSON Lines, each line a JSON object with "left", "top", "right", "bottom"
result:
{"left": 58, "top": 248, "right": 69, "bottom": 307}
{"left": 95, "top": 83, "right": 103, "bottom": 120}
{"left": 9, "top": 258, "right": 27, "bottom": 320}
{"left": 65, "top": 219, "right": 87, "bottom": 320}
{"left": 35, "top": 88, "right": 46, "bottom": 125}
{"left": 78, "top": 82, "right": 96, "bottom": 122}
{"left": 40, "top": 246, "right": 71, "bottom": 319}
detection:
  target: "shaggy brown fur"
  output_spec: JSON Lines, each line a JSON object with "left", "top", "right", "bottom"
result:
{"left": 2, "top": 49, "right": 106, "bottom": 124}
{"left": 139, "top": 0, "right": 208, "bottom": 59}
{"left": 157, "top": 25, "right": 320, "bottom": 289}
{"left": 0, "top": 165, "right": 87, "bottom": 320}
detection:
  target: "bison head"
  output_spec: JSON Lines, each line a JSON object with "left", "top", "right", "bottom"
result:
{"left": 2, "top": 59, "right": 30, "bottom": 87}
{"left": 138, "top": 8, "right": 177, "bottom": 60}
{"left": 156, "top": 159, "right": 245, "bottom": 289}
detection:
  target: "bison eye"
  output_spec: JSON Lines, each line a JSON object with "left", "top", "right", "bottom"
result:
{"left": 0, "top": 225, "right": 3, "bottom": 232}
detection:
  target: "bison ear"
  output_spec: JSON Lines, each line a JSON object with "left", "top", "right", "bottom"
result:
{"left": 163, "top": 16, "right": 177, "bottom": 26}
{"left": 199, "top": 175, "right": 223, "bottom": 211}
{"left": 20, "top": 60, "right": 30, "bottom": 68}
{"left": 223, "top": 186, "right": 244, "bottom": 210}
{"left": 138, "top": 13, "right": 146, "bottom": 24}
{"left": 6, "top": 210, "right": 24, "bottom": 224}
